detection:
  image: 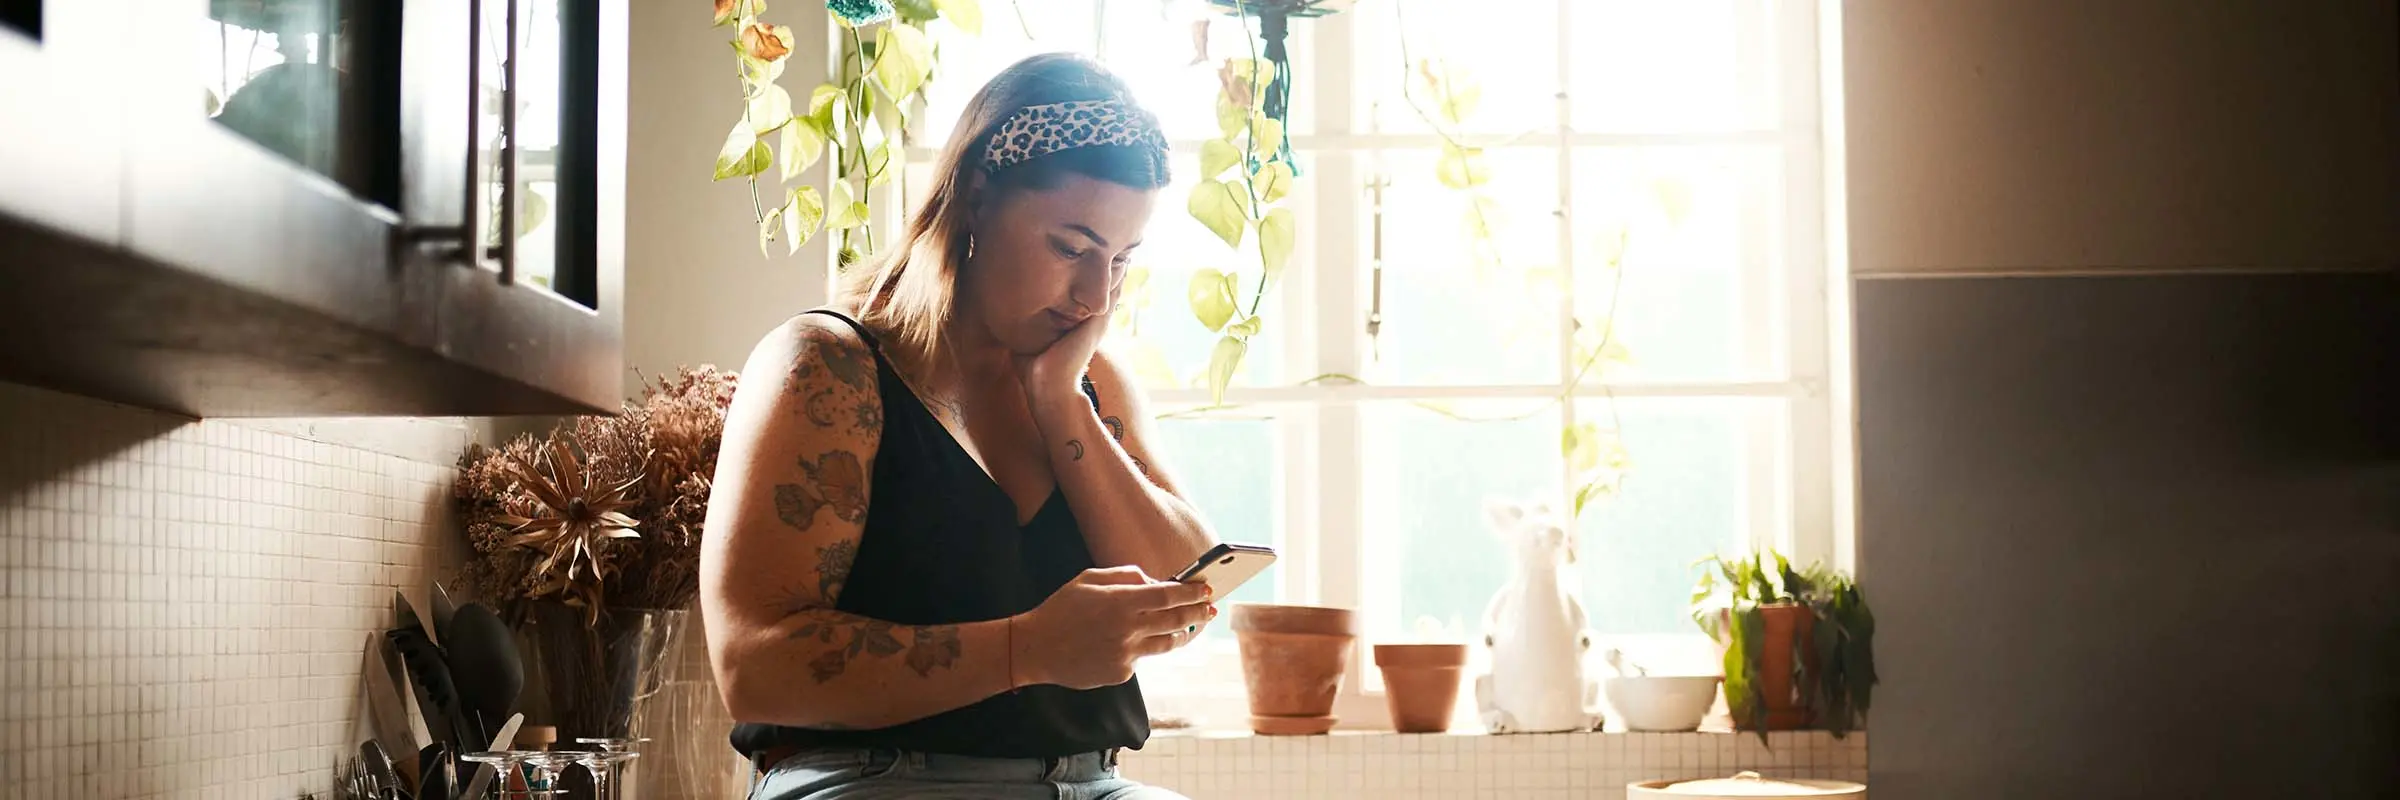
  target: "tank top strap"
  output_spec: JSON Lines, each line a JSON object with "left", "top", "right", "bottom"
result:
{"left": 798, "top": 308, "right": 890, "bottom": 367}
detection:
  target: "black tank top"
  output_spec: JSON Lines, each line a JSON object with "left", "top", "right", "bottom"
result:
{"left": 728, "top": 309, "right": 1149, "bottom": 760}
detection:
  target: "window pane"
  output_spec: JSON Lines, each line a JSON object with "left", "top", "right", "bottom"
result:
{"left": 1572, "top": 146, "right": 1784, "bottom": 382}
{"left": 1100, "top": 6, "right": 1318, "bottom": 139}
{"left": 1364, "top": 148, "right": 1562, "bottom": 386}
{"left": 1568, "top": 0, "right": 1783, "bottom": 133}
{"left": 920, "top": 0, "right": 1101, "bottom": 139}
{"left": 1102, "top": 152, "right": 1296, "bottom": 391}
{"left": 1151, "top": 417, "right": 1281, "bottom": 643}
{"left": 1574, "top": 398, "right": 1777, "bottom": 636}
{"left": 1353, "top": 0, "right": 1559, "bottom": 137}
{"left": 1361, "top": 402, "right": 1562, "bottom": 643}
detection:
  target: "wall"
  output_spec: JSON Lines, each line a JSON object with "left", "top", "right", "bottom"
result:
{"left": 0, "top": 382, "right": 478, "bottom": 798}
{"left": 620, "top": 3, "right": 838, "bottom": 795}
{"left": 1843, "top": 0, "right": 2399, "bottom": 276}
{"left": 1844, "top": 1, "right": 2400, "bottom": 796}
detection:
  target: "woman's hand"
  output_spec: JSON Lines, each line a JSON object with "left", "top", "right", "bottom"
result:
{"left": 1016, "top": 291, "right": 1119, "bottom": 405}
{"left": 1012, "top": 566, "right": 1215, "bottom": 690}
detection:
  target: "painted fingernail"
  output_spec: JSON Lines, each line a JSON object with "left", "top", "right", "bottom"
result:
{"left": 1203, "top": 584, "right": 1214, "bottom": 600}
{"left": 1185, "top": 624, "right": 1199, "bottom": 634}
{"left": 1208, "top": 604, "right": 1219, "bottom": 619}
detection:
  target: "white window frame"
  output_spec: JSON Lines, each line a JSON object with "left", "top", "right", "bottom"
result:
{"left": 885, "top": 1, "right": 1846, "bottom": 732}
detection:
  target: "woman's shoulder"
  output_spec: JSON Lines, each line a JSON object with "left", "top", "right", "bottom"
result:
{"left": 742, "top": 308, "right": 883, "bottom": 382}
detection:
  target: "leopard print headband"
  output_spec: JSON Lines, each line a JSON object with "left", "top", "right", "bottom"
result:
{"left": 980, "top": 99, "right": 1170, "bottom": 172}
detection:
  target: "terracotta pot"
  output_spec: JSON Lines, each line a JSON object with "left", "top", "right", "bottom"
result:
{"left": 1230, "top": 603, "right": 1357, "bottom": 735}
{"left": 1373, "top": 643, "right": 1468, "bottom": 733}
{"left": 1718, "top": 604, "right": 1817, "bottom": 730}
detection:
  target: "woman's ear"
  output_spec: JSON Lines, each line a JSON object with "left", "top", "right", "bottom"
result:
{"left": 960, "top": 169, "right": 992, "bottom": 230}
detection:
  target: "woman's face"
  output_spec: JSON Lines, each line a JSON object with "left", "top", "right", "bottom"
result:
{"left": 959, "top": 174, "right": 1159, "bottom": 356}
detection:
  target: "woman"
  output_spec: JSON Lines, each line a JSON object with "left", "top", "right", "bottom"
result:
{"left": 700, "top": 53, "right": 1218, "bottom": 800}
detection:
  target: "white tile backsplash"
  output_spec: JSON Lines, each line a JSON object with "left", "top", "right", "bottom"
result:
{"left": 0, "top": 382, "right": 474, "bottom": 799}
{"left": 1122, "top": 730, "right": 1867, "bottom": 800}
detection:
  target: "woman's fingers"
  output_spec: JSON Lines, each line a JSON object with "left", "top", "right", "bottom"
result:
{"left": 1136, "top": 598, "right": 1215, "bottom": 637}
{"left": 1118, "top": 579, "right": 1210, "bottom": 611}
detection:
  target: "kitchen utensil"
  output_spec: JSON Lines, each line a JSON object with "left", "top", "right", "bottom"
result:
{"left": 389, "top": 624, "right": 475, "bottom": 755}
{"left": 442, "top": 602, "right": 523, "bottom": 749}
{"left": 429, "top": 582, "right": 460, "bottom": 648}
{"left": 416, "top": 742, "right": 448, "bottom": 800}
{"left": 1603, "top": 646, "right": 1650, "bottom": 678}
{"left": 393, "top": 590, "right": 422, "bottom": 634}
{"left": 359, "top": 633, "right": 418, "bottom": 773}
{"left": 459, "top": 713, "right": 525, "bottom": 800}
{"left": 1603, "top": 675, "right": 1722, "bottom": 732}
{"left": 359, "top": 741, "right": 403, "bottom": 799}
{"left": 1627, "top": 771, "right": 1864, "bottom": 798}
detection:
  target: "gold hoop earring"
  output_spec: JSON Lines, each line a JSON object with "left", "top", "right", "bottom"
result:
{"left": 965, "top": 234, "right": 976, "bottom": 260}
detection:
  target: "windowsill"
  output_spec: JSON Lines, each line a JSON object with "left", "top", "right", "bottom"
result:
{"left": 1149, "top": 714, "right": 1815, "bottom": 739}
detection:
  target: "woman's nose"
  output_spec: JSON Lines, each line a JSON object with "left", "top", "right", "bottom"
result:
{"left": 1069, "top": 265, "right": 1111, "bottom": 316}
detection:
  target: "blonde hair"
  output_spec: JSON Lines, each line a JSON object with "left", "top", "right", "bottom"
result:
{"left": 837, "top": 53, "right": 1171, "bottom": 371}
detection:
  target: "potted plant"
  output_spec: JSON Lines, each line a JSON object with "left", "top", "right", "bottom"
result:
{"left": 1373, "top": 616, "right": 1471, "bottom": 733}
{"left": 1230, "top": 603, "right": 1359, "bottom": 735}
{"left": 1689, "top": 550, "right": 1877, "bottom": 743}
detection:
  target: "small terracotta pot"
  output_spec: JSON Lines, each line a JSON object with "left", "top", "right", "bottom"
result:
{"left": 1230, "top": 603, "right": 1357, "bottom": 735}
{"left": 1718, "top": 604, "right": 1818, "bottom": 730}
{"left": 1373, "top": 643, "right": 1468, "bottom": 733}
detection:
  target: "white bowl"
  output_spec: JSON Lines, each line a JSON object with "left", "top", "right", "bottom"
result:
{"left": 1603, "top": 675, "right": 1721, "bottom": 732}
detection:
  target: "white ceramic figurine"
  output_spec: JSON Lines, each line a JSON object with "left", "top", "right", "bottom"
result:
{"left": 1474, "top": 496, "right": 1606, "bottom": 734}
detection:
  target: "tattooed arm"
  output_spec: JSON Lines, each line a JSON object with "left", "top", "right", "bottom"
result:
{"left": 700, "top": 314, "right": 1024, "bottom": 729}
{"left": 1030, "top": 349, "right": 1219, "bottom": 582}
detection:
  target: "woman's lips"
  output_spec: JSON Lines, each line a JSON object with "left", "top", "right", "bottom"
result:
{"left": 1046, "top": 310, "right": 1080, "bottom": 332}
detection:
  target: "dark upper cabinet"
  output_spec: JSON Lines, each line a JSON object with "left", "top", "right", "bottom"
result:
{"left": 0, "top": 0, "right": 624, "bottom": 417}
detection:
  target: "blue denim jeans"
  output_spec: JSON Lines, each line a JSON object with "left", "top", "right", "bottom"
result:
{"left": 747, "top": 747, "right": 1188, "bottom": 800}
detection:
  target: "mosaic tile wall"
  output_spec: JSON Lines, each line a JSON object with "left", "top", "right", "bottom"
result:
{"left": 0, "top": 382, "right": 473, "bottom": 799}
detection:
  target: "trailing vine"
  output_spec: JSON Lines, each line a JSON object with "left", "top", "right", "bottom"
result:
{"left": 1182, "top": 14, "right": 1298, "bottom": 406}
{"left": 711, "top": 0, "right": 984, "bottom": 264}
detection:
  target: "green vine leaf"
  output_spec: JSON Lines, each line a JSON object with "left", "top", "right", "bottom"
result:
{"left": 1652, "top": 176, "right": 1694, "bottom": 227}
{"left": 873, "top": 24, "right": 934, "bottom": 103}
{"left": 1413, "top": 57, "right": 1482, "bottom": 125}
{"left": 1204, "top": 335, "right": 1247, "bottom": 405}
{"left": 807, "top": 83, "right": 844, "bottom": 134}
{"left": 933, "top": 0, "right": 982, "bottom": 35}
{"left": 865, "top": 140, "right": 893, "bottom": 187}
{"left": 1435, "top": 142, "right": 1491, "bottom": 190}
{"left": 780, "top": 118, "right": 825, "bottom": 180}
{"left": 1216, "top": 96, "right": 1249, "bottom": 138}
{"left": 1186, "top": 268, "right": 1239, "bottom": 333}
{"left": 1257, "top": 207, "right": 1296, "bottom": 283}
{"left": 1225, "top": 315, "right": 1264, "bottom": 337}
{"left": 713, "top": 122, "right": 770, "bottom": 180}
{"left": 1187, "top": 180, "right": 1247, "bottom": 249}
{"left": 828, "top": 179, "right": 869, "bottom": 230}
{"left": 1254, "top": 160, "right": 1294, "bottom": 204}
{"left": 1244, "top": 116, "right": 1285, "bottom": 160}
{"left": 1200, "top": 139, "right": 1242, "bottom": 181}
{"left": 783, "top": 185, "right": 825, "bottom": 253}
{"left": 758, "top": 204, "right": 784, "bottom": 257}
{"left": 748, "top": 83, "right": 795, "bottom": 134}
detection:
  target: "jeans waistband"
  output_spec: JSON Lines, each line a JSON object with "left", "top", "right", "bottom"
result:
{"left": 755, "top": 745, "right": 1121, "bottom": 784}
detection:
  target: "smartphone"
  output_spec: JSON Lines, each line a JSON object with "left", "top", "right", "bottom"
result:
{"left": 1172, "top": 542, "right": 1277, "bottom": 597}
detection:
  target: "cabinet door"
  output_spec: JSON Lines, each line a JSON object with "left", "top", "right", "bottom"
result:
{"left": 0, "top": 1, "right": 126, "bottom": 246}
{"left": 415, "top": 0, "right": 624, "bottom": 410}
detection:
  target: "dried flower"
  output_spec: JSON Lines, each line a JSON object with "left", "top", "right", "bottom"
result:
{"left": 500, "top": 440, "right": 644, "bottom": 622}
{"left": 453, "top": 365, "right": 739, "bottom": 626}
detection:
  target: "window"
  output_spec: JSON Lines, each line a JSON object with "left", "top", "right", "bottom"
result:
{"left": 901, "top": 0, "right": 1840, "bottom": 730}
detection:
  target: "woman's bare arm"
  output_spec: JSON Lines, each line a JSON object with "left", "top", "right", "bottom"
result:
{"left": 701, "top": 315, "right": 1027, "bottom": 729}
{"left": 1028, "top": 349, "right": 1217, "bottom": 581}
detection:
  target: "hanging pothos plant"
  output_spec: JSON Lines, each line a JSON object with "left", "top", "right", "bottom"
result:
{"left": 1184, "top": 55, "right": 1298, "bottom": 406}
{"left": 711, "top": 0, "right": 985, "bottom": 264}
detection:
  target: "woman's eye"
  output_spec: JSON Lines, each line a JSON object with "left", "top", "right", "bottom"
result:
{"left": 1054, "top": 243, "right": 1087, "bottom": 260}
